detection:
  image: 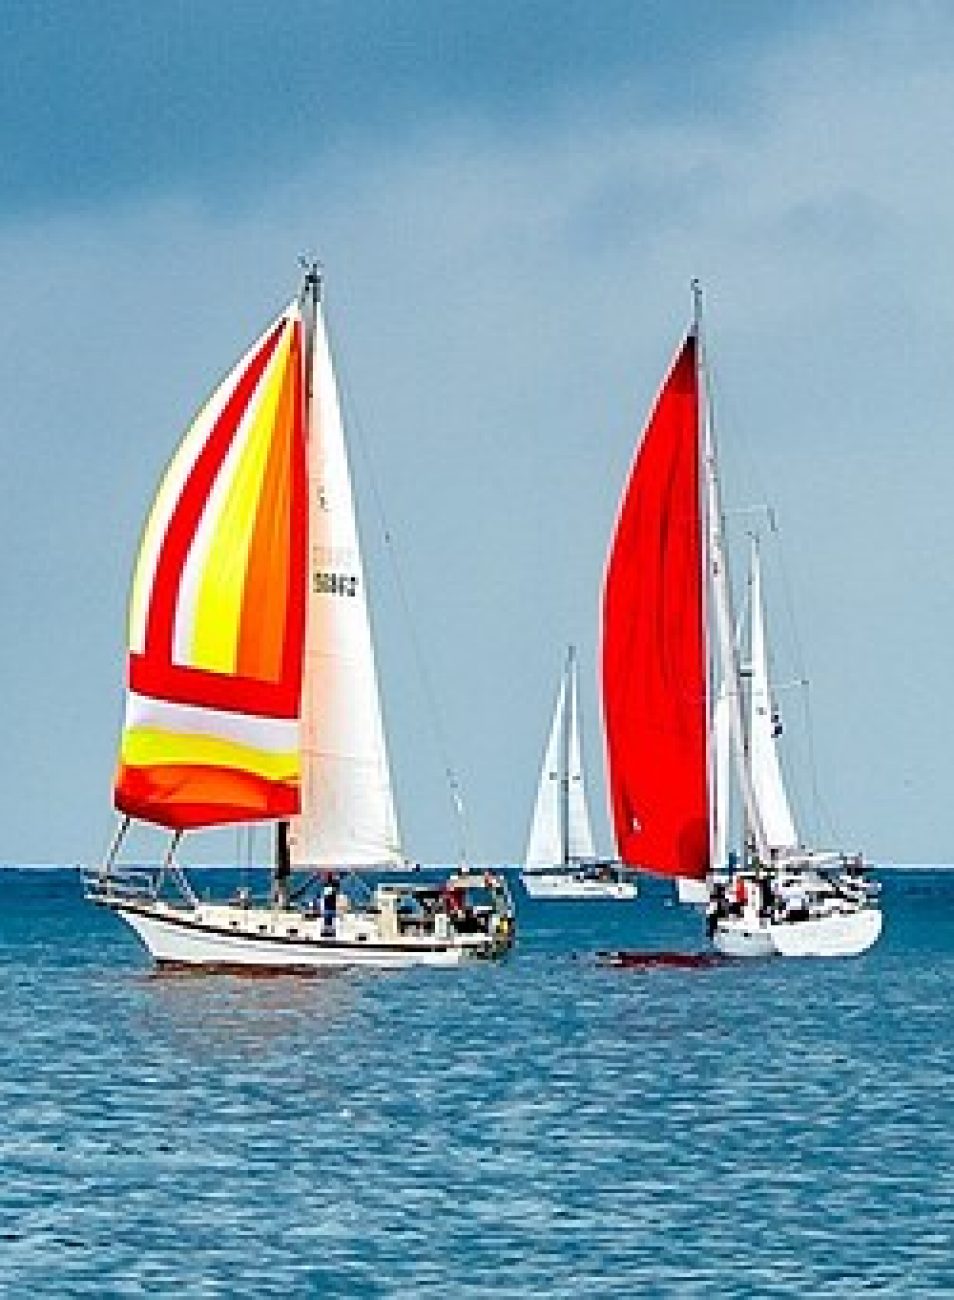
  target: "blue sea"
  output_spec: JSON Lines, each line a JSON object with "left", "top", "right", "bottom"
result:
{"left": 1, "top": 867, "right": 953, "bottom": 1297}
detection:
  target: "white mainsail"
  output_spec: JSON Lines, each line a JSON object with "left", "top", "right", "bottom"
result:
{"left": 524, "top": 671, "right": 567, "bottom": 868}
{"left": 566, "top": 652, "right": 597, "bottom": 862}
{"left": 747, "top": 540, "right": 798, "bottom": 853}
{"left": 699, "top": 324, "right": 768, "bottom": 861}
{"left": 712, "top": 680, "right": 732, "bottom": 870}
{"left": 290, "top": 297, "right": 403, "bottom": 868}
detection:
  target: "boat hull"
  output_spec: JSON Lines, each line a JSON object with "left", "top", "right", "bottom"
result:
{"left": 769, "top": 907, "right": 882, "bottom": 958}
{"left": 113, "top": 900, "right": 504, "bottom": 971}
{"left": 713, "top": 907, "right": 883, "bottom": 959}
{"left": 711, "top": 917, "right": 776, "bottom": 959}
{"left": 521, "top": 871, "right": 638, "bottom": 901}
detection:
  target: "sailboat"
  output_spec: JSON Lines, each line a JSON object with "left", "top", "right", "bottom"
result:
{"left": 521, "top": 647, "right": 637, "bottom": 900}
{"left": 85, "top": 266, "right": 515, "bottom": 970}
{"left": 600, "top": 284, "right": 881, "bottom": 958}
{"left": 676, "top": 541, "right": 787, "bottom": 909}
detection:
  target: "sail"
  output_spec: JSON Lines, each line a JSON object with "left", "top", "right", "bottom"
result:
{"left": 566, "top": 652, "right": 597, "bottom": 861}
{"left": 524, "top": 670, "right": 567, "bottom": 868}
{"left": 702, "top": 395, "right": 767, "bottom": 859}
{"left": 748, "top": 541, "right": 798, "bottom": 851}
{"left": 114, "top": 305, "right": 307, "bottom": 830}
{"left": 601, "top": 335, "right": 710, "bottom": 879}
{"left": 289, "top": 297, "right": 403, "bottom": 868}
{"left": 712, "top": 680, "right": 731, "bottom": 870}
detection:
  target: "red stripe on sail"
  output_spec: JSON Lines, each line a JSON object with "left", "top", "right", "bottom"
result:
{"left": 143, "top": 319, "right": 286, "bottom": 663}
{"left": 282, "top": 369, "right": 307, "bottom": 705}
{"left": 128, "top": 315, "right": 308, "bottom": 728}
{"left": 234, "top": 325, "right": 307, "bottom": 702}
{"left": 601, "top": 335, "right": 709, "bottom": 879}
{"left": 114, "top": 762, "right": 300, "bottom": 830}
{"left": 128, "top": 654, "right": 300, "bottom": 719}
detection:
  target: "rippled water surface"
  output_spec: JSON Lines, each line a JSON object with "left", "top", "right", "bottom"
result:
{"left": 2, "top": 868, "right": 953, "bottom": 1297}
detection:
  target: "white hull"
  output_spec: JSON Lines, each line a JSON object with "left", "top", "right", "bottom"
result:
{"left": 770, "top": 906, "right": 883, "bottom": 958}
{"left": 521, "top": 871, "right": 638, "bottom": 900}
{"left": 113, "top": 899, "right": 505, "bottom": 971}
{"left": 713, "top": 906, "right": 883, "bottom": 959}
{"left": 711, "top": 917, "right": 776, "bottom": 959}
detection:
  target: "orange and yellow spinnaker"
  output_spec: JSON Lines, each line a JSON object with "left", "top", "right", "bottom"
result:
{"left": 113, "top": 304, "right": 307, "bottom": 829}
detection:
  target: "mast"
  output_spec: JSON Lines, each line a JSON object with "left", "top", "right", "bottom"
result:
{"left": 271, "top": 261, "right": 322, "bottom": 895}
{"left": 692, "top": 282, "right": 715, "bottom": 873}
{"left": 299, "top": 258, "right": 321, "bottom": 380}
{"left": 692, "top": 281, "right": 768, "bottom": 862}
{"left": 560, "top": 646, "right": 573, "bottom": 867}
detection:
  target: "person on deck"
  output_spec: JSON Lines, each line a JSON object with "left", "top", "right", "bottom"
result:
{"left": 321, "top": 873, "right": 339, "bottom": 938}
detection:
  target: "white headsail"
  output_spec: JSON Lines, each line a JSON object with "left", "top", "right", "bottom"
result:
{"left": 291, "top": 296, "right": 403, "bottom": 868}
{"left": 712, "top": 680, "right": 732, "bottom": 870}
{"left": 524, "top": 670, "right": 567, "bottom": 868}
{"left": 699, "top": 330, "right": 768, "bottom": 861}
{"left": 747, "top": 539, "right": 798, "bottom": 853}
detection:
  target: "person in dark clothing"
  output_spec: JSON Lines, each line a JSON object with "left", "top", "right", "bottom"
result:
{"left": 321, "top": 873, "right": 339, "bottom": 938}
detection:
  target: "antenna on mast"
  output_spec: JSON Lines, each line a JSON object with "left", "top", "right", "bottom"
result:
{"left": 298, "top": 254, "right": 323, "bottom": 303}
{"left": 297, "top": 255, "right": 322, "bottom": 407}
{"left": 691, "top": 278, "right": 703, "bottom": 338}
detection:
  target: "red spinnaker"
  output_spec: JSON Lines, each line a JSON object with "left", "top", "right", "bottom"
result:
{"left": 601, "top": 335, "right": 710, "bottom": 879}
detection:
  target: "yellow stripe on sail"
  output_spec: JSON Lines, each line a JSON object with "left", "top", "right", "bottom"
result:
{"left": 188, "top": 325, "right": 294, "bottom": 674}
{"left": 121, "top": 726, "right": 299, "bottom": 782}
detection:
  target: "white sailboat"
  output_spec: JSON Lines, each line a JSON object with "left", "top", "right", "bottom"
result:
{"left": 521, "top": 647, "right": 636, "bottom": 900}
{"left": 85, "top": 265, "right": 514, "bottom": 970}
{"left": 711, "top": 537, "right": 881, "bottom": 957}
{"left": 602, "top": 283, "right": 881, "bottom": 958}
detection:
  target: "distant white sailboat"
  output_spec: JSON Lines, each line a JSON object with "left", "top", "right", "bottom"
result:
{"left": 521, "top": 647, "right": 637, "bottom": 900}
{"left": 85, "top": 265, "right": 514, "bottom": 969}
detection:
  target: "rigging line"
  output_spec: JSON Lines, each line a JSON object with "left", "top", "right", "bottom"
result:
{"left": 321, "top": 295, "right": 471, "bottom": 865}
{"left": 705, "top": 345, "right": 810, "bottom": 687}
{"left": 801, "top": 682, "right": 838, "bottom": 844}
{"left": 705, "top": 335, "right": 831, "bottom": 840}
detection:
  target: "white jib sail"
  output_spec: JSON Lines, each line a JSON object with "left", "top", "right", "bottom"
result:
{"left": 566, "top": 653, "right": 597, "bottom": 862}
{"left": 524, "top": 670, "right": 568, "bottom": 868}
{"left": 701, "top": 382, "right": 768, "bottom": 858}
{"left": 748, "top": 541, "right": 798, "bottom": 852}
{"left": 712, "top": 680, "right": 732, "bottom": 871}
{"left": 291, "top": 298, "right": 403, "bottom": 868}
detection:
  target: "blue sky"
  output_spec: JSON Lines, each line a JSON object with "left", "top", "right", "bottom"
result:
{"left": 1, "top": 2, "right": 951, "bottom": 865}
{"left": 1, "top": 2, "right": 819, "bottom": 218}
